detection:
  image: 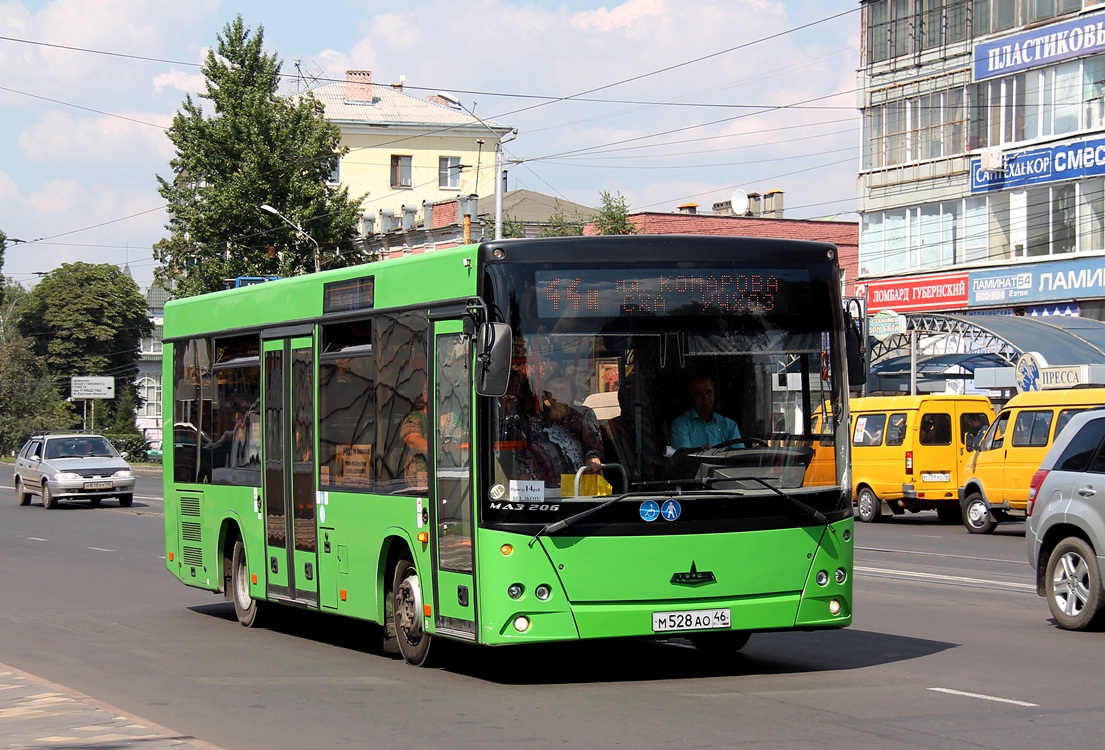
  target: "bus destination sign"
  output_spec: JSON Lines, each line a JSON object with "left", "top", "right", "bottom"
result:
{"left": 324, "top": 276, "right": 375, "bottom": 314}
{"left": 534, "top": 268, "right": 809, "bottom": 318}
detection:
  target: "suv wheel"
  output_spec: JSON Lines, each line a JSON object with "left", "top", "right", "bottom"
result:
{"left": 962, "top": 493, "right": 995, "bottom": 534}
{"left": 15, "top": 479, "right": 31, "bottom": 506}
{"left": 856, "top": 487, "right": 882, "bottom": 523}
{"left": 42, "top": 483, "right": 57, "bottom": 509}
{"left": 1046, "top": 537, "right": 1105, "bottom": 631}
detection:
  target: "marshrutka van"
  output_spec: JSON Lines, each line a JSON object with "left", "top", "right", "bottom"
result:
{"left": 851, "top": 395, "right": 994, "bottom": 523}
{"left": 960, "top": 387, "right": 1105, "bottom": 533}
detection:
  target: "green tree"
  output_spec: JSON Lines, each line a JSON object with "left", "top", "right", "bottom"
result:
{"left": 156, "top": 16, "right": 365, "bottom": 297}
{"left": 0, "top": 281, "right": 72, "bottom": 453}
{"left": 482, "top": 211, "right": 526, "bottom": 239}
{"left": 17, "top": 263, "right": 151, "bottom": 432}
{"left": 538, "top": 200, "right": 584, "bottom": 237}
{"left": 593, "top": 190, "right": 637, "bottom": 235}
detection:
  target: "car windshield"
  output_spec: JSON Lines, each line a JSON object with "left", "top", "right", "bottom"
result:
{"left": 44, "top": 436, "right": 117, "bottom": 459}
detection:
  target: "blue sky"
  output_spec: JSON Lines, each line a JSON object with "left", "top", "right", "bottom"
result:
{"left": 0, "top": 0, "right": 860, "bottom": 291}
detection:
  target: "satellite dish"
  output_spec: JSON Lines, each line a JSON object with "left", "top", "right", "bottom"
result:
{"left": 730, "top": 189, "right": 749, "bottom": 216}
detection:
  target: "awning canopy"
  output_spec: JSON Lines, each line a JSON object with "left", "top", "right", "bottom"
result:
{"left": 866, "top": 313, "right": 1105, "bottom": 392}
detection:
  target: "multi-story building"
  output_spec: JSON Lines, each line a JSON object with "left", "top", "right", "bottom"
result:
{"left": 307, "top": 70, "right": 513, "bottom": 238}
{"left": 858, "top": 0, "right": 1105, "bottom": 321}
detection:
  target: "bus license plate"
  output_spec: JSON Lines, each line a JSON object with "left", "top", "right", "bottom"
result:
{"left": 652, "top": 608, "right": 731, "bottom": 633}
{"left": 921, "top": 472, "right": 951, "bottom": 483}
{"left": 84, "top": 481, "right": 112, "bottom": 490}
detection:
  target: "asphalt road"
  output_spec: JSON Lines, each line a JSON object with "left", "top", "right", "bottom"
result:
{"left": 2, "top": 463, "right": 1103, "bottom": 750}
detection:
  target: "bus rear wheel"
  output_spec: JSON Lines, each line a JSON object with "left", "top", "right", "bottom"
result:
{"left": 232, "top": 539, "right": 265, "bottom": 627}
{"left": 392, "top": 555, "right": 432, "bottom": 666}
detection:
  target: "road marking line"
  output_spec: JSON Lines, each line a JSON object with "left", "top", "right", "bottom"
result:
{"left": 928, "top": 687, "right": 1038, "bottom": 707}
{"left": 87, "top": 547, "right": 116, "bottom": 553}
{"left": 27, "top": 537, "right": 48, "bottom": 542}
{"left": 856, "top": 565, "right": 1035, "bottom": 591}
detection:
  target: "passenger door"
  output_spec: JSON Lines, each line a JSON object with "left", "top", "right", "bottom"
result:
{"left": 261, "top": 333, "right": 320, "bottom": 607}
{"left": 431, "top": 322, "right": 476, "bottom": 639}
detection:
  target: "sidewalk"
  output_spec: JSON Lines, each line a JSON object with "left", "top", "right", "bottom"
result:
{"left": 0, "top": 663, "right": 221, "bottom": 750}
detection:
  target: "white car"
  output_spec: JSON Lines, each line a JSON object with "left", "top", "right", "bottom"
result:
{"left": 1026, "top": 408, "right": 1105, "bottom": 631}
{"left": 13, "top": 433, "right": 135, "bottom": 509}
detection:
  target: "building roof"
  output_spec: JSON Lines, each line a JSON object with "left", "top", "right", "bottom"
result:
{"left": 477, "top": 190, "right": 596, "bottom": 224}
{"left": 303, "top": 76, "right": 509, "bottom": 132}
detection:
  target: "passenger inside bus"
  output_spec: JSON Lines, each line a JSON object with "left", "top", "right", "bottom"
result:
{"left": 519, "top": 372, "right": 604, "bottom": 486}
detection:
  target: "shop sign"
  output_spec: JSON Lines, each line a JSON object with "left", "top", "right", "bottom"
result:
{"left": 971, "top": 135, "right": 1105, "bottom": 193}
{"left": 969, "top": 257, "right": 1105, "bottom": 306}
{"left": 862, "top": 272, "right": 969, "bottom": 313}
{"left": 974, "top": 11, "right": 1105, "bottom": 81}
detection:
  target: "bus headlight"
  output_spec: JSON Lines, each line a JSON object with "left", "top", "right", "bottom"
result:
{"left": 513, "top": 616, "right": 530, "bottom": 632}
{"left": 507, "top": 583, "right": 524, "bottom": 599}
{"left": 815, "top": 570, "right": 829, "bottom": 586}
{"left": 828, "top": 599, "right": 842, "bottom": 615}
{"left": 835, "top": 568, "right": 847, "bottom": 584}
{"left": 535, "top": 584, "right": 551, "bottom": 601}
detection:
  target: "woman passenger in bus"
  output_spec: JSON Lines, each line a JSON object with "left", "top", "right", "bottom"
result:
{"left": 521, "top": 372, "right": 604, "bottom": 487}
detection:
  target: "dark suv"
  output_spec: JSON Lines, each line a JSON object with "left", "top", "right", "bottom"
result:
{"left": 14, "top": 433, "right": 135, "bottom": 509}
{"left": 1026, "top": 408, "right": 1105, "bottom": 630}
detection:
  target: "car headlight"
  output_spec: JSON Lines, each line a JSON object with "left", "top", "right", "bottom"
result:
{"left": 113, "top": 469, "right": 133, "bottom": 478}
{"left": 54, "top": 472, "right": 82, "bottom": 481}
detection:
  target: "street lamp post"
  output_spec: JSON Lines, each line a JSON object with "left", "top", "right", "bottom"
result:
{"left": 260, "top": 204, "right": 320, "bottom": 273}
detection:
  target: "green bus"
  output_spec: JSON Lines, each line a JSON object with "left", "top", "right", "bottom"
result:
{"left": 163, "top": 235, "right": 857, "bottom": 665}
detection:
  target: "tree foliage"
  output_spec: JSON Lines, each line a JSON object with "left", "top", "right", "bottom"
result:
{"left": 592, "top": 190, "right": 637, "bottom": 235}
{"left": 482, "top": 211, "right": 526, "bottom": 240}
{"left": 156, "top": 16, "right": 366, "bottom": 297}
{"left": 17, "top": 263, "right": 151, "bottom": 431}
{"left": 0, "top": 282, "right": 72, "bottom": 453}
{"left": 538, "top": 200, "right": 585, "bottom": 237}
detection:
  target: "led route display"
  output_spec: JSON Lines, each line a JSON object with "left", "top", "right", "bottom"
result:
{"left": 534, "top": 268, "right": 811, "bottom": 318}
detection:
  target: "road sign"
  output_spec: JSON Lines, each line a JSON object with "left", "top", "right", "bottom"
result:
{"left": 71, "top": 376, "right": 115, "bottom": 399}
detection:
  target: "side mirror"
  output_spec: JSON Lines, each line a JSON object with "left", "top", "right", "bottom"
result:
{"left": 844, "top": 302, "right": 867, "bottom": 387}
{"left": 475, "top": 322, "right": 513, "bottom": 397}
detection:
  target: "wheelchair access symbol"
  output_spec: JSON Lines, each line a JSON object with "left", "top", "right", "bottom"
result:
{"left": 661, "top": 499, "right": 682, "bottom": 521}
{"left": 639, "top": 500, "right": 660, "bottom": 522}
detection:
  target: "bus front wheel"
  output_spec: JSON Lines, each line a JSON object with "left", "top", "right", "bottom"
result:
{"left": 232, "top": 539, "right": 265, "bottom": 627}
{"left": 392, "top": 555, "right": 432, "bottom": 666}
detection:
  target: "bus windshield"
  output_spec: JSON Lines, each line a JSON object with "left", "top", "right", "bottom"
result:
{"left": 482, "top": 260, "right": 848, "bottom": 531}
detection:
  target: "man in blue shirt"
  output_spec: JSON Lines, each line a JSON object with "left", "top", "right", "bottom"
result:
{"left": 671, "top": 375, "right": 741, "bottom": 450}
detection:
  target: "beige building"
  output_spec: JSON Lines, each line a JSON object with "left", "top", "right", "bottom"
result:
{"left": 306, "top": 71, "right": 513, "bottom": 235}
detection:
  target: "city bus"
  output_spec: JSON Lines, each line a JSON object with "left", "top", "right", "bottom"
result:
{"left": 162, "top": 235, "right": 858, "bottom": 666}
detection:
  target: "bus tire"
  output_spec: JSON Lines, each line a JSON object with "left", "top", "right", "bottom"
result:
{"left": 962, "top": 493, "right": 995, "bottom": 534}
{"left": 856, "top": 487, "right": 882, "bottom": 523}
{"left": 232, "top": 539, "right": 265, "bottom": 627}
{"left": 392, "top": 555, "right": 432, "bottom": 666}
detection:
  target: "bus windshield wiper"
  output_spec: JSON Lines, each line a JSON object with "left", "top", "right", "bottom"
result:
{"left": 532, "top": 492, "right": 634, "bottom": 542}
{"left": 741, "top": 477, "right": 827, "bottom": 523}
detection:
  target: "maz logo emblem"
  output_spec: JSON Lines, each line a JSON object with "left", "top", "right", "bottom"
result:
{"left": 670, "top": 561, "right": 716, "bottom": 586}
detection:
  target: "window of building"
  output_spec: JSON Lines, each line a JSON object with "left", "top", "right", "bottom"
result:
{"left": 1079, "top": 180, "right": 1105, "bottom": 253}
{"left": 327, "top": 154, "right": 340, "bottom": 185}
{"left": 390, "top": 155, "right": 412, "bottom": 188}
{"left": 137, "top": 376, "right": 162, "bottom": 418}
{"left": 438, "top": 156, "right": 461, "bottom": 189}
{"left": 868, "top": 0, "right": 890, "bottom": 63}
{"left": 964, "top": 196, "right": 989, "bottom": 263}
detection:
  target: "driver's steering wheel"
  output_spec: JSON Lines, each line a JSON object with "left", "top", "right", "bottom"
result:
{"left": 710, "top": 437, "right": 768, "bottom": 450}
